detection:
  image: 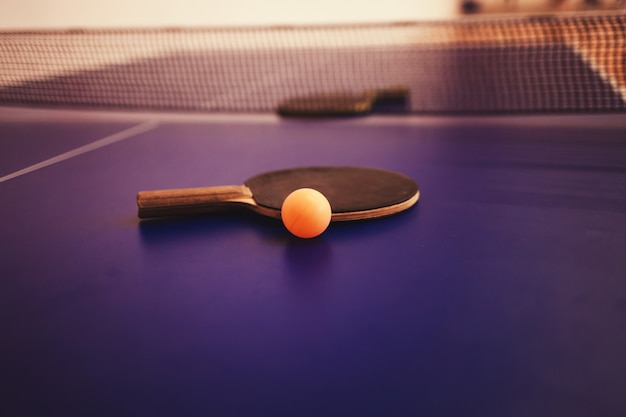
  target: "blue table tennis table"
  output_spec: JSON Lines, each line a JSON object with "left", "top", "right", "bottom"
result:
{"left": 1, "top": 105, "right": 625, "bottom": 416}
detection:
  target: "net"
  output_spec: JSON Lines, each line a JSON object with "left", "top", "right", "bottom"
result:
{"left": 1, "top": 12, "right": 625, "bottom": 114}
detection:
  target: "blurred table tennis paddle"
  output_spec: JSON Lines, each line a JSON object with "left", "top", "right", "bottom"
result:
{"left": 277, "top": 87, "right": 409, "bottom": 117}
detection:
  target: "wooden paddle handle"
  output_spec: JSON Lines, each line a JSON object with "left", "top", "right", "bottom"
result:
{"left": 137, "top": 185, "right": 254, "bottom": 218}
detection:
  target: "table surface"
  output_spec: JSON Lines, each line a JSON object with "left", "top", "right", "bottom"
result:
{"left": 1, "top": 107, "right": 626, "bottom": 417}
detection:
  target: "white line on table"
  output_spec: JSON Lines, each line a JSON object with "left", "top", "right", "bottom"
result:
{"left": 0, "top": 119, "right": 158, "bottom": 184}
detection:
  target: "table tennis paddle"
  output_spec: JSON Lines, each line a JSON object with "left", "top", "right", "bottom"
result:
{"left": 277, "top": 87, "right": 409, "bottom": 117}
{"left": 137, "top": 166, "right": 419, "bottom": 221}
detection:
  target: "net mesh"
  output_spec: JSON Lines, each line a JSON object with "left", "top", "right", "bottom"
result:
{"left": 1, "top": 12, "right": 625, "bottom": 114}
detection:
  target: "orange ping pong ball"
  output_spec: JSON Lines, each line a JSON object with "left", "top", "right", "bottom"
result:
{"left": 281, "top": 188, "right": 332, "bottom": 238}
